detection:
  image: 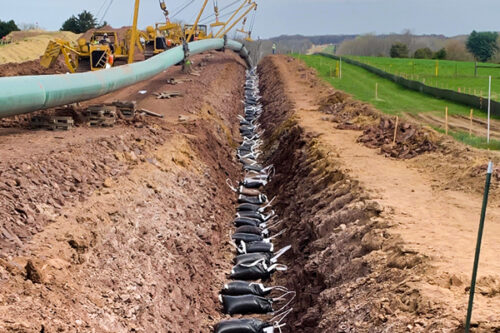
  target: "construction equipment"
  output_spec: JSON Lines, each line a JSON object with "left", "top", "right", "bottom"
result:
{"left": 215, "top": 1, "right": 257, "bottom": 38}
{"left": 41, "top": 31, "right": 134, "bottom": 73}
{"left": 210, "top": 0, "right": 226, "bottom": 28}
{"left": 186, "top": 0, "right": 209, "bottom": 42}
{"left": 41, "top": 0, "right": 258, "bottom": 71}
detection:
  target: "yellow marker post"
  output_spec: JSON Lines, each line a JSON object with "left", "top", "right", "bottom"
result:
{"left": 470, "top": 109, "right": 474, "bottom": 137}
{"left": 435, "top": 60, "right": 439, "bottom": 77}
{"left": 445, "top": 106, "right": 449, "bottom": 135}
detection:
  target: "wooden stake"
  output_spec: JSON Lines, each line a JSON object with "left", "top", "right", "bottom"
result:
{"left": 445, "top": 106, "right": 449, "bottom": 135}
{"left": 393, "top": 116, "right": 399, "bottom": 145}
{"left": 470, "top": 109, "right": 474, "bottom": 137}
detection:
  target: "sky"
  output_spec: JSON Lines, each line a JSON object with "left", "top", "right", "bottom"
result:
{"left": 2, "top": 0, "right": 500, "bottom": 39}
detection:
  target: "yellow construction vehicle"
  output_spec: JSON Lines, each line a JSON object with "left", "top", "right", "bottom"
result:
{"left": 41, "top": 31, "right": 131, "bottom": 72}
{"left": 143, "top": 0, "right": 210, "bottom": 56}
{"left": 41, "top": 0, "right": 259, "bottom": 71}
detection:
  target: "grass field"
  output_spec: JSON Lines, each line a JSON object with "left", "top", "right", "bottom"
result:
{"left": 345, "top": 55, "right": 500, "bottom": 101}
{"left": 322, "top": 45, "right": 336, "bottom": 54}
{"left": 297, "top": 54, "right": 500, "bottom": 149}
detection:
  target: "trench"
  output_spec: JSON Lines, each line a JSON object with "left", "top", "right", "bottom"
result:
{"left": 0, "top": 53, "right": 445, "bottom": 332}
{"left": 249, "top": 57, "right": 429, "bottom": 332}
{"left": 212, "top": 59, "right": 407, "bottom": 333}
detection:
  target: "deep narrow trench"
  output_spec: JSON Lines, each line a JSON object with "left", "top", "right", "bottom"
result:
{"left": 212, "top": 60, "right": 388, "bottom": 332}
{"left": 214, "top": 68, "right": 296, "bottom": 332}
{"left": 251, "top": 58, "right": 427, "bottom": 332}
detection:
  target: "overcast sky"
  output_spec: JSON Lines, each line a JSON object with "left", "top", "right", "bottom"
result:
{"left": 2, "top": 0, "right": 500, "bottom": 38}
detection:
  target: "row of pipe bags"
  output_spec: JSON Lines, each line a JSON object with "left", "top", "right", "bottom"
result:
{"left": 213, "top": 69, "right": 294, "bottom": 333}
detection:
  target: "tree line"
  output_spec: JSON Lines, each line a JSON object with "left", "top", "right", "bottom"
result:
{"left": 0, "top": 11, "right": 106, "bottom": 39}
{"left": 337, "top": 30, "right": 500, "bottom": 63}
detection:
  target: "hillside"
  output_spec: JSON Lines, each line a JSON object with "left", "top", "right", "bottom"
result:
{"left": 0, "top": 30, "right": 81, "bottom": 64}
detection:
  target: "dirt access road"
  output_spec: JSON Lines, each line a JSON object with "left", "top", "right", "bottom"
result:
{"left": 268, "top": 55, "right": 500, "bottom": 331}
{"left": 0, "top": 52, "right": 247, "bottom": 332}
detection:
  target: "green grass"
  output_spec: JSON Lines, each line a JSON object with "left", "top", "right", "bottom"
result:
{"left": 297, "top": 53, "right": 500, "bottom": 150}
{"left": 322, "top": 45, "right": 336, "bottom": 54}
{"left": 345, "top": 55, "right": 500, "bottom": 101}
{"left": 434, "top": 127, "right": 500, "bottom": 150}
{"left": 297, "top": 54, "right": 475, "bottom": 117}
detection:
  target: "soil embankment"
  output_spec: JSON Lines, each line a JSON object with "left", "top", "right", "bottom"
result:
{"left": 257, "top": 55, "right": 500, "bottom": 332}
{"left": 0, "top": 52, "right": 246, "bottom": 332}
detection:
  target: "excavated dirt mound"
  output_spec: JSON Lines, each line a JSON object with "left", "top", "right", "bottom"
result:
{"left": 0, "top": 30, "right": 80, "bottom": 65}
{"left": 0, "top": 52, "right": 247, "bottom": 332}
{"left": 358, "top": 118, "right": 437, "bottom": 159}
{"left": 317, "top": 91, "right": 437, "bottom": 159}
{"left": 257, "top": 56, "right": 472, "bottom": 332}
{"left": 0, "top": 58, "right": 68, "bottom": 77}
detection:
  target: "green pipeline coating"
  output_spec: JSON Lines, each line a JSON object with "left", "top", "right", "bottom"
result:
{"left": 0, "top": 38, "right": 250, "bottom": 118}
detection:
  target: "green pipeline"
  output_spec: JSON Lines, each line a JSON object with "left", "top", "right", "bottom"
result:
{"left": 0, "top": 38, "right": 250, "bottom": 118}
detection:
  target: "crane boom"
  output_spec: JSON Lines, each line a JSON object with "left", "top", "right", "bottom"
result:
{"left": 216, "top": 2, "right": 256, "bottom": 38}
{"left": 128, "top": 0, "right": 141, "bottom": 64}
{"left": 186, "top": 0, "right": 209, "bottom": 42}
{"left": 214, "top": 0, "right": 250, "bottom": 38}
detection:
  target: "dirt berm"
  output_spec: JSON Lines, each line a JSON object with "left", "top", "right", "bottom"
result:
{"left": 0, "top": 52, "right": 246, "bottom": 332}
{"left": 257, "top": 56, "right": 500, "bottom": 332}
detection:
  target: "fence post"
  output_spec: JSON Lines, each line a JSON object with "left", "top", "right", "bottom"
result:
{"left": 392, "top": 116, "right": 399, "bottom": 145}
{"left": 445, "top": 106, "right": 449, "bottom": 135}
{"left": 470, "top": 109, "right": 474, "bottom": 137}
{"left": 339, "top": 57, "right": 342, "bottom": 79}
{"left": 465, "top": 161, "right": 493, "bottom": 333}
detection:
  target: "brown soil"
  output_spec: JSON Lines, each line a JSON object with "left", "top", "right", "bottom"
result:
{"left": 0, "top": 31, "right": 81, "bottom": 65}
{"left": 257, "top": 55, "right": 500, "bottom": 332}
{"left": 0, "top": 51, "right": 246, "bottom": 332}
{"left": 0, "top": 58, "right": 69, "bottom": 77}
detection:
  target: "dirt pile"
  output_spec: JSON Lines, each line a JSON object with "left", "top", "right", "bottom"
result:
{"left": 0, "top": 30, "right": 80, "bottom": 65}
{"left": 0, "top": 52, "right": 247, "bottom": 332}
{"left": 0, "top": 58, "right": 68, "bottom": 77}
{"left": 318, "top": 92, "right": 436, "bottom": 159}
{"left": 257, "top": 56, "right": 464, "bottom": 332}
{"left": 358, "top": 118, "right": 437, "bottom": 159}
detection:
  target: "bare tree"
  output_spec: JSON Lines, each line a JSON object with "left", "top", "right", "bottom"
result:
{"left": 445, "top": 39, "right": 474, "bottom": 61}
